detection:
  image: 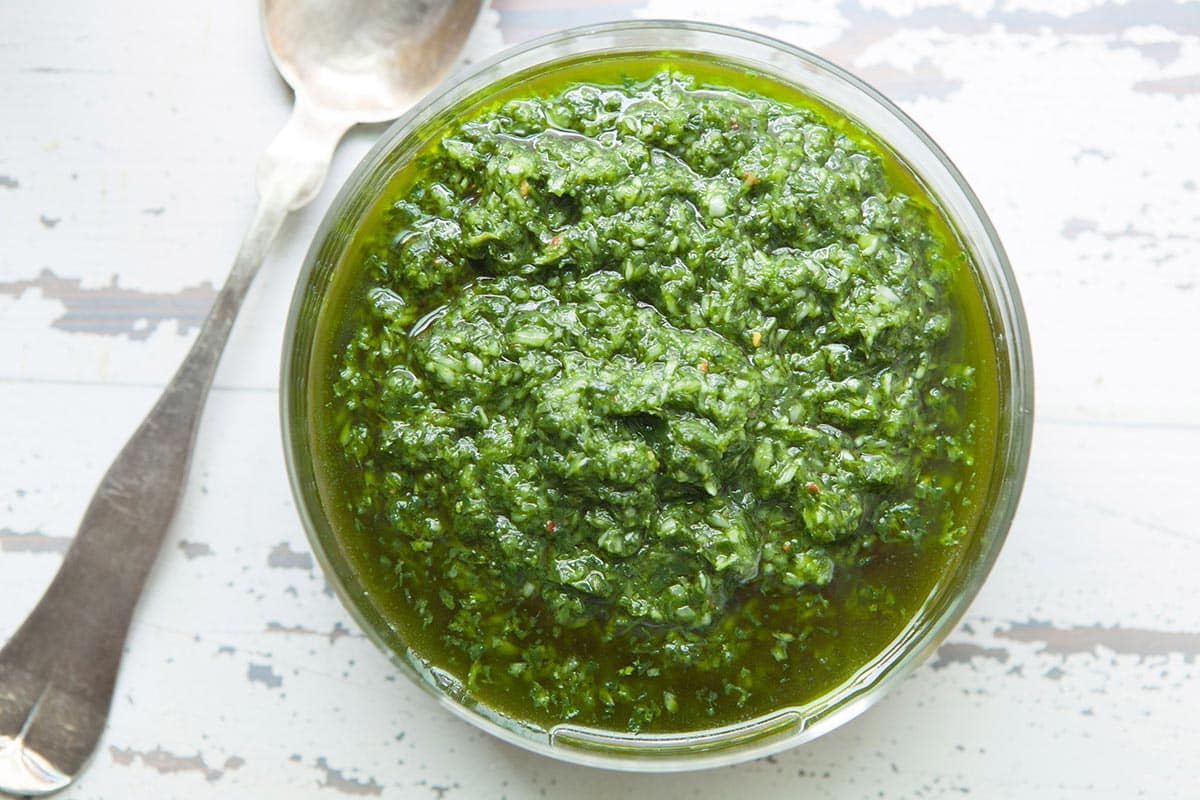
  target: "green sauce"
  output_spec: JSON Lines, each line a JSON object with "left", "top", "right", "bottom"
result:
{"left": 309, "top": 57, "right": 998, "bottom": 734}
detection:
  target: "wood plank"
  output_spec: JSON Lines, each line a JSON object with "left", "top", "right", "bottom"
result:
{"left": 2, "top": 0, "right": 1198, "bottom": 796}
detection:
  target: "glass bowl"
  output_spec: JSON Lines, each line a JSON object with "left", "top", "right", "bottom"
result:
{"left": 280, "top": 20, "right": 1034, "bottom": 772}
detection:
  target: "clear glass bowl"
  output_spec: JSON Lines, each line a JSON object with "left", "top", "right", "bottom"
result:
{"left": 280, "top": 20, "right": 1034, "bottom": 772}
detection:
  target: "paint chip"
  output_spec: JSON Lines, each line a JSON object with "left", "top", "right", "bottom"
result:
{"left": 1, "top": 527, "right": 71, "bottom": 554}
{"left": 932, "top": 642, "right": 1010, "bottom": 670}
{"left": 108, "top": 745, "right": 225, "bottom": 782}
{"left": 1044, "top": 665, "right": 1067, "bottom": 681}
{"left": 997, "top": 621, "right": 1200, "bottom": 661}
{"left": 265, "top": 620, "right": 355, "bottom": 643}
{"left": 178, "top": 540, "right": 214, "bottom": 559}
{"left": 0, "top": 268, "right": 216, "bottom": 339}
{"left": 314, "top": 757, "right": 383, "bottom": 797}
{"left": 247, "top": 663, "right": 283, "bottom": 689}
{"left": 1132, "top": 73, "right": 1200, "bottom": 97}
{"left": 268, "top": 542, "right": 314, "bottom": 570}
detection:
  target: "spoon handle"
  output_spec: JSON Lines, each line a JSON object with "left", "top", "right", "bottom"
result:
{"left": 0, "top": 100, "right": 349, "bottom": 796}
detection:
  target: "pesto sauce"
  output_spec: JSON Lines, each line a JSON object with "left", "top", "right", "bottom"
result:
{"left": 310, "top": 60, "right": 997, "bottom": 734}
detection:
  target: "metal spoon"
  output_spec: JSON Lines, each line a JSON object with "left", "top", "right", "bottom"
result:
{"left": 0, "top": 0, "right": 482, "bottom": 794}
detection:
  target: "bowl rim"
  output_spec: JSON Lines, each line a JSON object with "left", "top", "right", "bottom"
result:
{"left": 280, "top": 18, "right": 1035, "bottom": 772}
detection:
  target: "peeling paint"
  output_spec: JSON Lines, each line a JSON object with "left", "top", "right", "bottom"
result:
{"left": 1132, "top": 73, "right": 1200, "bottom": 97}
{"left": 247, "top": 662, "right": 283, "bottom": 689}
{"left": 178, "top": 540, "right": 213, "bottom": 559}
{"left": 1106, "top": 39, "right": 1184, "bottom": 67}
{"left": 765, "top": 0, "right": 1200, "bottom": 114}
{"left": 266, "top": 620, "right": 353, "bottom": 643}
{"left": 108, "top": 745, "right": 225, "bottom": 782}
{"left": 997, "top": 621, "right": 1200, "bottom": 662}
{"left": 314, "top": 756, "right": 384, "bottom": 796}
{"left": 268, "top": 542, "right": 314, "bottom": 570}
{"left": 1060, "top": 218, "right": 1159, "bottom": 242}
{"left": 779, "top": 8, "right": 969, "bottom": 101}
{"left": 0, "top": 268, "right": 216, "bottom": 339}
{"left": 837, "top": 0, "right": 1200, "bottom": 39}
{"left": 857, "top": 58, "right": 963, "bottom": 101}
{"left": 932, "top": 642, "right": 1010, "bottom": 671}
{"left": 0, "top": 527, "right": 71, "bottom": 554}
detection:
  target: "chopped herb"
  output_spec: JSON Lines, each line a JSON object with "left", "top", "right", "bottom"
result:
{"left": 312, "top": 64, "right": 995, "bottom": 734}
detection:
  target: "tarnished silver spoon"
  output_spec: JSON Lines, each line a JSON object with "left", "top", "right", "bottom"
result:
{"left": 0, "top": 0, "right": 482, "bottom": 794}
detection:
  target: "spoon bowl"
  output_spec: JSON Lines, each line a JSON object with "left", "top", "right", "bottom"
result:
{"left": 263, "top": 0, "right": 483, "bottom": 122}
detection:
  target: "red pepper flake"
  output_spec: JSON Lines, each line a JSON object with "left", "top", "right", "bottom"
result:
{"left": 519, "top": 179, "right": 530, "bottom": 196}
{"left": 730, "top": 117, "right": 739, "bottom": 130}
{"left": 548, "top": 234, "right": 562, "bottom": 246}
{"left": 782, "top": 542, "right": 791, "bottom": 552}
{"left": 742, "top": 171, "right": 759, "bottom": 187}
{"left": 699, "top": 359, "right": 709, "bottom": 373}
{"left": 805, "top": 481, "right": 821, "bottom": 493}
{"left": 545, "top": 519, "right": 556, "bottom": 533}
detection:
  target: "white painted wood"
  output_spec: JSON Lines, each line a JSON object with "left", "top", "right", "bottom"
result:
{"left": 2, "top": 0, "right": 1198, "bottom": 797}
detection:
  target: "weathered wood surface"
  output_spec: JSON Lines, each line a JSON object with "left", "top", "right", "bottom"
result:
{"left": 2, "top": 0, "right": 1198, "bottom": 797}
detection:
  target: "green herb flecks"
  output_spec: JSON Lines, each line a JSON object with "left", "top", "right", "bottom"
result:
{"left": 315, "top": 66, "right": 992, "bottom": 733}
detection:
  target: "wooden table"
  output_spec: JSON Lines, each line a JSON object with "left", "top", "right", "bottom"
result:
{"left": 2, "top": 1, "right": 1198, "bottom": 796}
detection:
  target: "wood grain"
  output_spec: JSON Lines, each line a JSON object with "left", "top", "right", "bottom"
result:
{"left": 1, "top": 0, "right": 1197, "bottom": 797}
